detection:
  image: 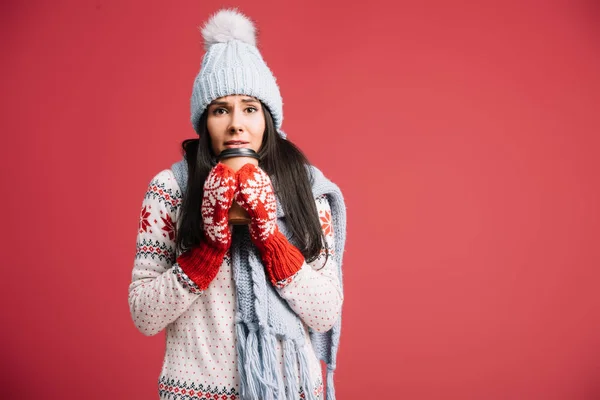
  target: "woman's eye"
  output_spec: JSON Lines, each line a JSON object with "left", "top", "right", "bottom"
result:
{"left": 246, "top": 107, "right": 257, "bottom": 113}
{"left": 212, "top": 108, "right": 227, "bottom": 115}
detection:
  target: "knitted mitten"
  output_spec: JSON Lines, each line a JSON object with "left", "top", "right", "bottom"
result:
{"left": 176, "top": 163, "right": 237, "bottom": 290}
{"left": 235, "top": 163, "right": 304, "bottom": 285}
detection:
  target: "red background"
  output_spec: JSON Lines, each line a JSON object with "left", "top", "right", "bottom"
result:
{"left": 1, "top": 0, "right": 599, "bottom": 399}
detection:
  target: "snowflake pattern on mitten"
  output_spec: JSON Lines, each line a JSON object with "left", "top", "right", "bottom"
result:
{"left": 235, "top": 164, "right": 278, "bottom": 243}
{"left": 202, "top": 163, "right": 237, "bottom": 248}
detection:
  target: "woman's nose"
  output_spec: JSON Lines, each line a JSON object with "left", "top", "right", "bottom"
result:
{"left": 228, "top": 125, "right": 243, "bottom": 134}
{"left": 228, "top": 110, "right": 244, "bottom": 134}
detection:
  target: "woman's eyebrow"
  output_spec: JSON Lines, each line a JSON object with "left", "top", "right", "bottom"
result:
{"left": 209, "top": 98, "right": 258, "bottom": 106}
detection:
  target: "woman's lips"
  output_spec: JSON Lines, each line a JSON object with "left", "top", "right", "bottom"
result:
{"left": 224, "top": 141, "right": 249, "bottom": 148}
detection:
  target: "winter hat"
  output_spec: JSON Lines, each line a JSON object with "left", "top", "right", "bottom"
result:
{"left": 190, "top": 8, "right": 286, "bottom": 138}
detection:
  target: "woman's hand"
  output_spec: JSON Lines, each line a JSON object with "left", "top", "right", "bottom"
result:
{"left": 175, "top": 163, "right": 237, "bottom": 291}
{"left": 201, "top": 163, "right": 237, "bottom": 248}
{"left": 235, "top": 163, "right": 304, "bottom": 285}
{"left": 234, "top": 163, "right": 278, "bottom": 244}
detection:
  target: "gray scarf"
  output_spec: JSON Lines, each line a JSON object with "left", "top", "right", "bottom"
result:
{"left": 171, "top": 159, "right": 346, "bottom": 400}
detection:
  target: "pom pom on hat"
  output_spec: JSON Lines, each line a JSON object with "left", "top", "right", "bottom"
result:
{"left": 201, "top": 8, "right": 257, "bottom": 50}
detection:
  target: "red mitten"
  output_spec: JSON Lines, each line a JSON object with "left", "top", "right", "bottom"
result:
{"left": 176, "top": 163, "right": 236, "bottom": 290}
{"left": 235, "top": 163, "right": 304, "bottom": 285}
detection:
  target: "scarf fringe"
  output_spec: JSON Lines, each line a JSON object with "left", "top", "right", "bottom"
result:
{"left": 242, "top": 323, "right": 269, "bottom": 399}
{"left": 283, "top": 339, "right": 299, "bottom": 400}
{"left": 259, "top": 329, "right": 281, "bottom": 400}
{"left": 326, "top": 367, "right": 336, "bottom": 400}
{"left": 237, "top": 324, "right": 320, "bottom": 400}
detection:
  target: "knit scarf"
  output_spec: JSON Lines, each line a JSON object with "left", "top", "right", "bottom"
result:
{"left": 171, "top": 158, "right": 346, "bottom": 400}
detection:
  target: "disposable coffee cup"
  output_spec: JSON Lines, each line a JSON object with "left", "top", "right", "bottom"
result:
{"left": 217, "top": 148, "right": 260, "bottom": 225}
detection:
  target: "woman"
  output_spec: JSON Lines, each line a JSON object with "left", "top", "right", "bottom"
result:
{"left": 128, "top": 8, "right": 346, "bottom": 400}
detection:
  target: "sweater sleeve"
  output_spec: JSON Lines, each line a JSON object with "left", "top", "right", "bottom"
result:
{"left": 274, "top": 195, "right": 344, "bottom": 333}
{"left": 128, "top": 169, "right": 204, "bottom": 337}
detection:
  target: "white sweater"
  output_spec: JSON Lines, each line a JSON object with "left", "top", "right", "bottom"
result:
{"left": 128, "top": 169, "right": 343, "bottom": 399}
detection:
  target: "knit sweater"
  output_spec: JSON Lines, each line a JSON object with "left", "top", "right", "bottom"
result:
{"left": 129, "top": 168, "right": 343, "bottom": 400}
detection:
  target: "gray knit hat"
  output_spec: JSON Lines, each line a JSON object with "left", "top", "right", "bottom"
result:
{"left": 190, "top": 9, "right": 285, "bottom": 138}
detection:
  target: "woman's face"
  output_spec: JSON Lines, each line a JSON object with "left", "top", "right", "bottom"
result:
{"left": 206, "top": 95, "right": 266, "bottom": 156}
